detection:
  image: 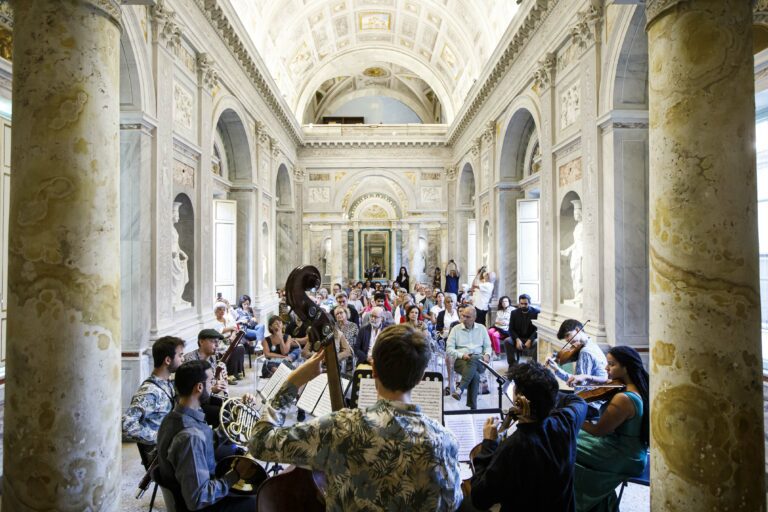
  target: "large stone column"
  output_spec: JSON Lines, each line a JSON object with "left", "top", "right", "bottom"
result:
{"left": 647, "top": 1, "right": 765, "bottom": 510}
{"left": 3, "top": 1, "right": 122, "bottom": 511}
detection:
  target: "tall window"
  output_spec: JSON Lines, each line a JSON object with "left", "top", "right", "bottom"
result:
{"left": 756, "top": 93, "right": 768, "bottom": 372}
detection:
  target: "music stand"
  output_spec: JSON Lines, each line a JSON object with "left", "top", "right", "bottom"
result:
{"left": 478, "top": 360, "right": 507, "bottom": 412}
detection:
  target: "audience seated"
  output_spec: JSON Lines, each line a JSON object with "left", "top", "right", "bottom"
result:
{"left": 261, "top": 315, "right": 301, "bottom": 378}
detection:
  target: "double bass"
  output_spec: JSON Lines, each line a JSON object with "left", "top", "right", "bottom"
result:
{"left": 256, "top": 265, "right": 344, "bottom": 512}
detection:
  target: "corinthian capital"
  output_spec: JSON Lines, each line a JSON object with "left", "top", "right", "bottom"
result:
{"left": 571, "top": 4, "right": 603, "bottom": 49}
{"left": 533, "top": 52, "right": 556, "bottom": 91}
{"left": 197, "top": 53, "right": 219, "bottom": 90}
{"left": 151, "top": 0, "right": 181, "bottom": 49}
{"left": 482, "top": 121, "right": 495, "bottom": 144}
{"left": 445, "top": 165, "right": 457, "bottom": 181}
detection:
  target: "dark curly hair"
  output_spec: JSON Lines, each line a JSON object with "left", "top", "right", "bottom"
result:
{"left": 507, "top": 362, "right": 559, "bottom": 421}
{"left": 557, "top": 319, "right": 583, "bottom": 340}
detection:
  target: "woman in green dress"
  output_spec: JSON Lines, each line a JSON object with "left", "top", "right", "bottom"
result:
{"left": 575, "top": 345, "right": 649, "bottom": 512}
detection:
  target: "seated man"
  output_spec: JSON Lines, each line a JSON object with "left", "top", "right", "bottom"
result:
{"left": 249, "top": 325, "right": 463, "bottom": 511}
{"left": 447, "top": 305, "right": 491, "bottom": 410}
{"left": 353, "top": 306, "right": 385, "bottom": 365}
{"left": 506, "top": 293, "right": 540, "bottom": 365}
{"left": 361, "top": 291, "right": 394, "bottom": 327}
{"left": 156, "top": 360, "right": 258, "bottom": 511}
{"left": 546, "top": 319, "right": 609, "bottom": 387}
{"left": 122, "top": 336, "right": 185, "bottom": 468}
{"left": 470, "top": 362, "right": 588, "bottom": 511}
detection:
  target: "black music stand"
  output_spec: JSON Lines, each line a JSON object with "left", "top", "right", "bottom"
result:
{"left": 443, "top": 359, "right": 508, "bottom": 417}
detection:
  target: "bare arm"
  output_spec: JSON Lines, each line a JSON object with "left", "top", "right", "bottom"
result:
{"left": 581, "top": 393, "right": 634, "bottom": 436}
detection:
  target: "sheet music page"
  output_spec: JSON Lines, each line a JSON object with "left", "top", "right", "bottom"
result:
{"left": 262, "top": 363, "right": 293, "bottom": 402}
{"left": 312, "top": 377, "right": 351, "bottom": 418}
{"left": 410, "top": 379, "right": 443, "bottom": 422}
{"left": 471, "top": 414, "right": 498, "bottom": 445}
{"left": 297, "top": 373, "right": 327, "bottom": 413}
{"left": 443, "top": 415, "right": 478, "bottom": 461}
{"left": 356, "top": 377, "right": 379, "bottom": 410}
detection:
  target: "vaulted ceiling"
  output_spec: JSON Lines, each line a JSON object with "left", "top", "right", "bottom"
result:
{"left": 229, "top": 0, "right": 519, "bottom": 124}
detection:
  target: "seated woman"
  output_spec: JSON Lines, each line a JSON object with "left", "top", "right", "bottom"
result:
{"left": 261, "top": 315, "right": 302, "bottom": 378}
{"left": 235, "top": 294, "right": 265, "bottom": 349}
{"left": 429, "top": 291, "right": 446, "bottom": 323}
{"left": 405, "top": 304, "right": 428, "bottom": 337}
{"left": 213, "top": 301, "right": 246, "bottom": 381}
{"left": 333, "top": 306, "right": 358, "bottom": 368}
{"left": 575, "top": 345, "right": 649, "bottom": 512}
{"left": 489, "top": 295, "right": 514, "bottom": 356}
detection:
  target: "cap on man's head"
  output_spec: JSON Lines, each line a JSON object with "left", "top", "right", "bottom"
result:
{"left": 198, "top": 328, "right": 225, "bottom": 340}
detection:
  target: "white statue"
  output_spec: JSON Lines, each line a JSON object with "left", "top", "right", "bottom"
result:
{"left": 413, "top": 238, "right": 427, "bottom": 281}
{"left": 561, "top": 200, "right": 583, "bottom": 304}
{"left": 322, "top": 237, "right": 332, "bottom": 276}
{"left": 171, "top": 202, "right": 190, "bottom": 309}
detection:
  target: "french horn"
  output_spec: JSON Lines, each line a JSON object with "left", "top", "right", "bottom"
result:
{"left": 214, "top": 397, "right": 267, "bottom": 495}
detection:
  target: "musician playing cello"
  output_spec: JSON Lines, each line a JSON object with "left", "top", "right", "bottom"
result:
{"left": 248, "top": 324, "right": 463, "bottom": 511}
{"left": 470, "top": 362, "right": 588, "bottom": 511}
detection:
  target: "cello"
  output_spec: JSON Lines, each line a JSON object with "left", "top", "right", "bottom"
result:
{"left": 256, "top": 265, "right": 344, "bottom": 512}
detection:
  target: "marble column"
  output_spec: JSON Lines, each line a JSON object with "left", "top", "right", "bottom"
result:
{"left": 3, "top": 1, "right": 122, "bottom": 510}
{"left": 331, "top": 224, "right": 343, "bottom": 286}
{"left": 647, "top": 1, "right": 765, "bottom": 509}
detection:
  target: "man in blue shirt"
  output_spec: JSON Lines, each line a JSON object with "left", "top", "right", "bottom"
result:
{"left": 156, "top": 360, "right": 257, "bottom": 511}
{"left": 447, "top": 305, "right": 491, "bottom": 409}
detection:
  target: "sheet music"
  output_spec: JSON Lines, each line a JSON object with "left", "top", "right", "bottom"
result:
{"left": 261, "top": 363, "right": 293, "bottom": 402}
{"left": 410, "top": 379, "right": 443, "bottom": 422}
{"left": 312, "top": 378, "right": 350, "bottom": 418}
{"left": 356, "top": 377, "right": 379, "bottom": 410}
{"left": 296, "top": 373, "right": 328, "bottom": 413}
{"left": 443, "top": 414, "right": 497, "bottom": 461}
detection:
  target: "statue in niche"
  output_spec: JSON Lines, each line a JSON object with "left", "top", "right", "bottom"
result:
{"left": 322, "top": 237, "right": 332, "bottom": 276}
{"left": 171, "top": 202, "right": 190, "bottom": 310}
{"left": 413, "top": 238, "right": 427, "bottom": 281}
{"left": 561, "top": 200, "right": 583, "bottom": 305}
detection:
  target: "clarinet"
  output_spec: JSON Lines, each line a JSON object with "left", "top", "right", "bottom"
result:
{"left": 211, "top": 330, "right": 245, "bottom": 401}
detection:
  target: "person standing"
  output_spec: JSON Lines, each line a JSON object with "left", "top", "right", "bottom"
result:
{"left": 472, "top": 266, "right": 494, "bottom": 326}
{"left": 396, "top": 266, "right": 410, "bottom": 292}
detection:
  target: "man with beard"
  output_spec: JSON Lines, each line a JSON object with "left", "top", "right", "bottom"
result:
{"left": 122, "top": 336, "right": 185, "bottom": 468}
{"left": 156, "top": 360, "right": 258, "bottom": 511}
{"left": 506, "top": 294, "right": 540, "bottom": 365}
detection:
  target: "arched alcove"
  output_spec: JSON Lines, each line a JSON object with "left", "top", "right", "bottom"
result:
{"left": 499, "top": 109, "right": 537, "bottom": 180}
{"left": 276, "top": 164, "right": 292, "bottom": 208}
{"left": 276, "top": 164, "right": 296, "bottom": 286}
{"left": 215, "top": 108, "right": 253, "bottom": 182}
{"left": 173, "top": 193, "right": 195, "bottom": 307}
{"left": 611, "top": 8, "right": 649, "bottom": 110}
{"left": 458, "top": 163, "right": 476, "bottom": 207}
{"left": 559, "top": 192, "right": 582, "bottom": 306}
{"left": 482, "top": 220, "right": 490, "bottom": 267}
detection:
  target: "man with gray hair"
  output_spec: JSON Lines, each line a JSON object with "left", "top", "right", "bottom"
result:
{"left": 354, "top": 306, "right": 385, "bottom": 365}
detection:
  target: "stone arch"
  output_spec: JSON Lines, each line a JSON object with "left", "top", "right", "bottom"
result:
{"left": 119, "top": 8, "right": 154, "bottom": 112}
{"left": 334, "top": 170, "right": 414, "bottom": 213}
{"left": 457, "top": 162, "right": 476, "bottom": 207}
{"left": 348, "top": 192, "right": 401, "bottom": 220}
{"left": 214, "top": 107, "right": 253, "bottom": 182}
{"left": 499, "top": 108, "right": 538, "bottom": 181}
{"left": 174, "top": 193, "right": 195, "bottom": 306}
{"left": 276, "top": 164, "right": 292, "bottom": 208}
{"left": 602, "top": 6, "right": 649, "bottom": 111}
{"left": 314, "top": 88, "right": 431, "bottom": 124}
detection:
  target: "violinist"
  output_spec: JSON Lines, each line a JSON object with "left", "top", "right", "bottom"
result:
{"left": 546, "top": 319, "right": 609, "bottom": 387}
{"left": 470, "top": 362, "right": 588, "bottom": 511}
{"left": 248, "top": 325, "right": 463, "bottom": 511}
{"left": 574, "top": 346, "right": 649, "bottom": 512}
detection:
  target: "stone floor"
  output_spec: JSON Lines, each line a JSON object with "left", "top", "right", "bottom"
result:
{"left": 120, "top": 355, "right": 650, "bottom": 511}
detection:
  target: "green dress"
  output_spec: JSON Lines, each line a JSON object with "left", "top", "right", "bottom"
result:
{"left": 574, "top": 391, "right": 647, "bottom": 512}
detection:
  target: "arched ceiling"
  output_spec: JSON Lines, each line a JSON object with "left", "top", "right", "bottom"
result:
{"left": 229, "top": 0, "right": 519, "bottom": 124}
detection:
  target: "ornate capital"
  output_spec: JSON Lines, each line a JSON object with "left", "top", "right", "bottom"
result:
{"left": 0, "top": 1, "right": 13, "bottom": 29}
{"left": 271, "top": 137, "right": 280, "bottom": 158}
{"left": 197, "top": 53, "right": 219, "bottom": 90}
{"left": 293, "top": 166, "right": 306, "bottom": 181}
{"left": 646, "top": 0, "right": 689, "bottom": 28}
{"left": 482, "top": 121, "right": 495, "bottom": 145}
{"left": 151, "top": 0, "right": 181, "bottom": 50}
{"left": 571, "top": 4, "right": 603, "bottom": 49}
{"left": 445, "top": 165, "right": 457, "bottom": 181}
{"left": 470, "top": 138, "right": 482, "bottom": 158}
{"left": 533, "top": 52, "right": 556, "bottom": 91}
{"left": 756, "top": 0, "right": 768, "bottom": 25}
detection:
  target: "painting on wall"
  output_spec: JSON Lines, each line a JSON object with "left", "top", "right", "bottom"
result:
{"left": 359, "top": 12, "right": 391, "bottom": 31}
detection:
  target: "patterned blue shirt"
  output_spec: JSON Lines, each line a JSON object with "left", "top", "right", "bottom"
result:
{"left": 122, "top": 374, "right": 176, "bottom": 445}
{"left": 249, "top": 382, "right": 463, "bottom": 511}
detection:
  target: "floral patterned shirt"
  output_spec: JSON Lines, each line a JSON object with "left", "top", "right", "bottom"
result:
{"left": 249, "top": 382, "right": 463, "bottom": 512}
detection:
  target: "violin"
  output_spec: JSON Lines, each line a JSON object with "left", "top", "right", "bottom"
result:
{"left": 575, "top": 380, "right": 626, "bottom": 402}
{"left": 554, "top": 319, "right": 590, "bottom": 365}
{"left": 256, "top": 266, "right": 344, "bottom": 512}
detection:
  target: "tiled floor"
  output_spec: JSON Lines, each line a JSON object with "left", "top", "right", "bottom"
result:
{"left": 120, "top": 355, "right": 650, "bottom": 511}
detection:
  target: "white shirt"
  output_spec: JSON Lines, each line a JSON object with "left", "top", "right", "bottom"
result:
{"left": 367, "top": 327, "right": 382, "bottom": 358}
{"left": 474, "top": 282, "right": 494, "bottom": 310}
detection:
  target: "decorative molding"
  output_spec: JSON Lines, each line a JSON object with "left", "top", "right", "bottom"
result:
{"left": 309, "top": 173, "right": 330, "bottom": 181}
{"left": 481, "top": 120, "right": 495, "bottom": 145}
{"left": 151, "top": 0, "right": 181, "bottom": 50}
{"left": 756, "top": 0, "right": 768, "bottom": 24}
{"left": 0, "top": 1, "right": 12, "bottom": 29}
{"left": 532, "top": 52, "right": 557, "bottom": 91}
{"left": 192, "top": 0, "right": 302, "bottom": 145}
{"left": 646, "top": 0, "right": 689, "bottom": 28}
{"left": 308, "top": 187, "right": 330, "bottom": 203}
{"left": 293, "top": 166, "right": 305, "bottom": 181}
{"left": 420, "top": 187, "right": 442, "bottom": 204}
{"left": 271, "top": 137, "right": 280, "bottom": 157}
{"left": 447, "top": 0, "right": 559, "bottom": 146}
{"left": 348, "top": 192, "right": 402, "bottom": 218}
{"left": 173, "top": 159, "right": 195, "bottom": 188}
{"left": 470, "top": 138, "right": 481, "bottom": 157}
{"left": 302, "top": 139, "right": 446, "bottom": 149}
{"left": 257, "top": 122, "right": 271, "bottom": 145}
{"left": 445, "top": 165, "right": 457, "bottom": 181}
{"left": 558, "top": 157, "right": 582, "bottom": 187}
{"left": 571, "top": 4, "right": 602, "bottom": 50}
{"left": 197, "top": 53, "right": 219, "bottom": 90}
